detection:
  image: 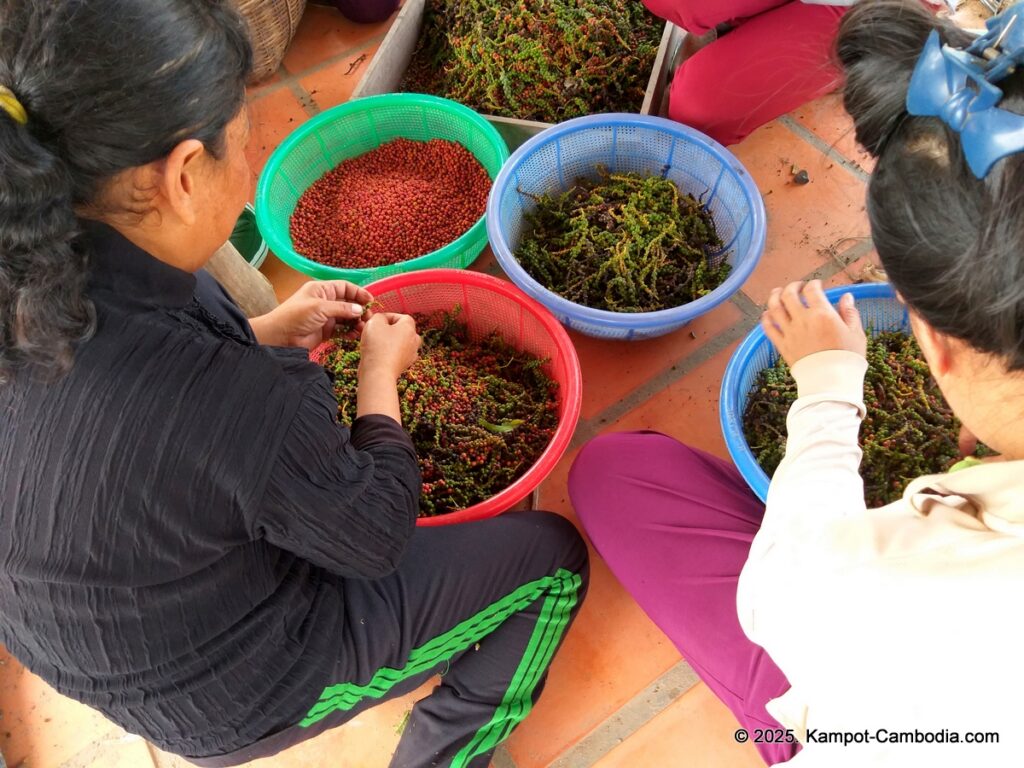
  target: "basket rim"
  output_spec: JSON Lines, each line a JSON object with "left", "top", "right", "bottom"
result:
{"left": 359, "top": 269, "right": 583, "bottom": 526}
{"left": 254, "top": 93, "right": 510, "bottom": 283}
{"left": 719, "top": 282, "right": 899, "bottom": 503}
{"left": 486, "top": 113, "right": 767, "bottom": 330}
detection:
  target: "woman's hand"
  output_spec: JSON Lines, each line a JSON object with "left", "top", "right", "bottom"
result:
{"left": 357, "top": 313, "right": 422, "bottom": 422}
{"left": 359, "top": 313, "right": 421, "bottom": 381}
{"left": 761, "top": 280, "right": 867, "bottom": 367}
{"left": 250, "top": 280, "right": 373, "bottom": 350}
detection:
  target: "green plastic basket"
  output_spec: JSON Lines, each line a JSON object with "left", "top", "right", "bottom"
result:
{"left": 255, "top": 93, "right": 510, "bottom": 284}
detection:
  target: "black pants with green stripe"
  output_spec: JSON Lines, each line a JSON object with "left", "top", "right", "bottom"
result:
{"left": 240, "top": 511, "right": 586, "bottom": 767}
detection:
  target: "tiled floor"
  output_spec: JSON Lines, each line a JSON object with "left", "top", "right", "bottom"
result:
{"left": 0, "top": 2, "right": 992, "bottom": 767}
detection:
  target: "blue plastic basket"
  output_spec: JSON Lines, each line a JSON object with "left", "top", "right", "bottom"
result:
{"left": 486, "top": 114, "right": 767, "bottom": 340}
{"left": 720, "top": 283, "right": 908, "bottom": 502}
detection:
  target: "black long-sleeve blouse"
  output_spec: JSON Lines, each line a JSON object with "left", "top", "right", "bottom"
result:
{"left": 0, "top": 222, "right": 421, "bottom": 758}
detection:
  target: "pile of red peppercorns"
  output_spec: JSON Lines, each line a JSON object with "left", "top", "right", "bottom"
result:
{"left": 290, "top": 137, "right": 491, "bottom": 269}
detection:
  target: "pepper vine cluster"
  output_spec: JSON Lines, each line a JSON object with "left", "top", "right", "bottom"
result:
{"left": 515, "top": 168, "right": 732, "bottom": 312}
{"left": 312, "top": 308, "right": 560, "bottom": 517}
{"left": 743, "top": 331, "right": 985, "bottom": 507}
{"left": 403, "top": 0, "right": 662, "bottom": 123}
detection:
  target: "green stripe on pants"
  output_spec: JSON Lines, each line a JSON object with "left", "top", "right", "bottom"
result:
{"left": 299, "top": 567, "right": 582, "bottom": 731}
{"left": 451, "top": 568, "right": 581, "bottom": 767}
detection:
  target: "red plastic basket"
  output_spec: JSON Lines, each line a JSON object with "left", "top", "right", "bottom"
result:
{"left": 321, "top": 269, "right": 582, "bottom": 527}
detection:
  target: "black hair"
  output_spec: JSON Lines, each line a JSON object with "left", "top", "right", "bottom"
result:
{"left": 838, "top": 0, "right": 1024, "bottom": 370}
{"left": 0, "top": 0, "right": 252, "bottom": 381}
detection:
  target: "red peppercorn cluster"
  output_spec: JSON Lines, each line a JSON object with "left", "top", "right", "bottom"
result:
{"left": 312, "top": 307, "right": 560, "bottom": 517}
{"left": 290, "top": 138, "right": 491, "bottom": 269}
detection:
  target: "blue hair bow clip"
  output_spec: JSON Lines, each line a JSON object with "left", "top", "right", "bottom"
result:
{"left": 906, "top": 5, "right": 1024, "bottom": 178}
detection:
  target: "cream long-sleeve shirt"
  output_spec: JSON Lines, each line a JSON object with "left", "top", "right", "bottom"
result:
{"left": 736, "top": 350, "right": 1024, "bottom": 767}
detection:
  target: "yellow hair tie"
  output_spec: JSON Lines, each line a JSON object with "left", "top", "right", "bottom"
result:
{"left": 0, "top": 85, "right": 28, "bottom": 125}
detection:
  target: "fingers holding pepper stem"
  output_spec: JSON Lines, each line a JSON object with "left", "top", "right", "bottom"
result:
{"left": 762, "top": 279, "right": 867, "bottom": 366}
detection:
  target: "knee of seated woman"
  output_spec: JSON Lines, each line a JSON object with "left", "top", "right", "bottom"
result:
{"left": 497, "top": 510, "right": 589, "bottom": 576}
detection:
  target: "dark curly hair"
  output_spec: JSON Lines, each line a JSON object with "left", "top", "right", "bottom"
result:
{"left": 838, "top": 0, "right": 1024, "bottom": 369}
{"left": 0, "top": 0, "right": 252, "bottom": 382}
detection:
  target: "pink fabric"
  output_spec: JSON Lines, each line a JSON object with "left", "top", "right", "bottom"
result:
{"left": 643, "top": 0, "right": 792, "bottom": 35}
{"left": 569, "top": 431, "right": 798, "bottom": 766}
{"left": 643, "top": 0, "right": 847, "bottom": 145}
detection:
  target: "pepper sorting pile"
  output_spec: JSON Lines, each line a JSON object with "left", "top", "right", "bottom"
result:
{"left": 312, "top": 308, "right": 560, "bottom": 517}
{"left": 743, "top": 331, "right": 980, "bottom": 507}
{"left": 290, "top": 138, "right": 491, "bottom": 269}
{"left": 515, "top": 169, "right": 732, "bottom": 313}
{"left": 403, "top": 0, "right": 662, "bottom": 123}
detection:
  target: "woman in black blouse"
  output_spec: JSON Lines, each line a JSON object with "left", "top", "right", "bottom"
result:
{"left": 0, "top": 2, "right": 588, "bottom": 766}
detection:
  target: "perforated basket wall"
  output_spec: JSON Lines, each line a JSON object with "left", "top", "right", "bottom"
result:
{"left": 487, "top": 114, "right": 766, "bottom": 340}
{"left": 255, "top": 94, "right": 509, "bottom": 285}
{"left": 359, "top": 270, "right": 582, "bottom": 526}
{"left": 720, "top": 283, "right": 907, "bottom": 502}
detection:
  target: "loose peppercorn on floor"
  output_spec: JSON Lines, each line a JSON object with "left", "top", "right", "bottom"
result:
{"left": 0, "top": 3, "right": 987, "bottom": 767}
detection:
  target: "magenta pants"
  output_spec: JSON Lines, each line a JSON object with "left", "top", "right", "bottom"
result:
{"left": 569, "top": 431, "right": 798, "bottom": 765}
{"left": 642, "top": 0, "right": 847, "bottom": 145}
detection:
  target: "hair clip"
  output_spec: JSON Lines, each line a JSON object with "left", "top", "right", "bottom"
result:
{"left": 906, "top": 5, "right": 1024, "bottom": 178}
{"left": 0, "top": 85, "right": 27, "bottom": 126}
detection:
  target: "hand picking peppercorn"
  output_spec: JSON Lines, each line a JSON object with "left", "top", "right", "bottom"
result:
{"left": 515, "top": 168, "right": 732, "bottom": 313}
{"left": 743, "top": 331, "right": 992, "bottom": 507}
{"left": 290, "top": 138, "right": 491, "bottom": 270}
{"left": 311, "top": 308, "right": 560, "bottom": 517}
{"left": 403, "top": 0, "right": 662, "bottom": 123}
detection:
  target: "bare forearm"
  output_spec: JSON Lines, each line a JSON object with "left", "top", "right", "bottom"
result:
{"left": 249, "top": 314, "right": 284, "bottom": 347}
{"left": 356, "top": 367, "right": 401, "bottom": 422}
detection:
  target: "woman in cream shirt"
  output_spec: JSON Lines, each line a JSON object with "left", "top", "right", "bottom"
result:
{"left": 571, "top": 1, "right": 1024, "bottom": 765}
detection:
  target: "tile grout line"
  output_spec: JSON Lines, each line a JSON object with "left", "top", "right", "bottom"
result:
{"left": 548, "top": 661, "right": 701, "bottom": 768}
{"left": 825, "top": 238, "right": 875, "bottom": 275}
{"left": 568, "top": 295, "right": 762, "bottom": 450}
{"left": 492, "top": 745, "right": 519, "bottom": 768}
{"left": 778, "top": 114, "right": 870, "bottom": 183}
{"left": 290, "top": 80, "right": 321, "bottom": 118}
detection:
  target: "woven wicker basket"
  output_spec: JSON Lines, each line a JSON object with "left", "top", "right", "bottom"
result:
{"left": 235, "top": 0, "right": 308, "bottom": 82}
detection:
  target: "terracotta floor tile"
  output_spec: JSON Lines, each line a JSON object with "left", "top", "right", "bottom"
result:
{"left": 246, "top": 69, "right": 283, "bottom": 98}
{"left": 246, "top": 88, "right": 310, "bottom": 195}
{"left": 593, "top": 682, "right": 764, "bottom": 768}
{"left": 0, "top": 648, "right": 122, "bottom": 767}
{"left": 85, "top": 737, "right": 157, "bottom": 768}
{"left": 730, "top": 120, "right": 870, "bottom": 306}
{"left": 604, "top": 342, "right": 744, "bottom": 462}
{"left": 283, "top": 5, "right": 396, "bottom": 74}
{"left": 504, "top": 552, "right": 681, "bottom": 767}
{"left": 302, "top": 42, "right": 384, "bottom": 112}
{"left": 790, "top": 93, "right": 874, "bottom": 174}
{"left": 504, "top": 449, "right": 682, "bottom": 767}
{"left": 573, "top": 301, "right": 745, "bottom": 421}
